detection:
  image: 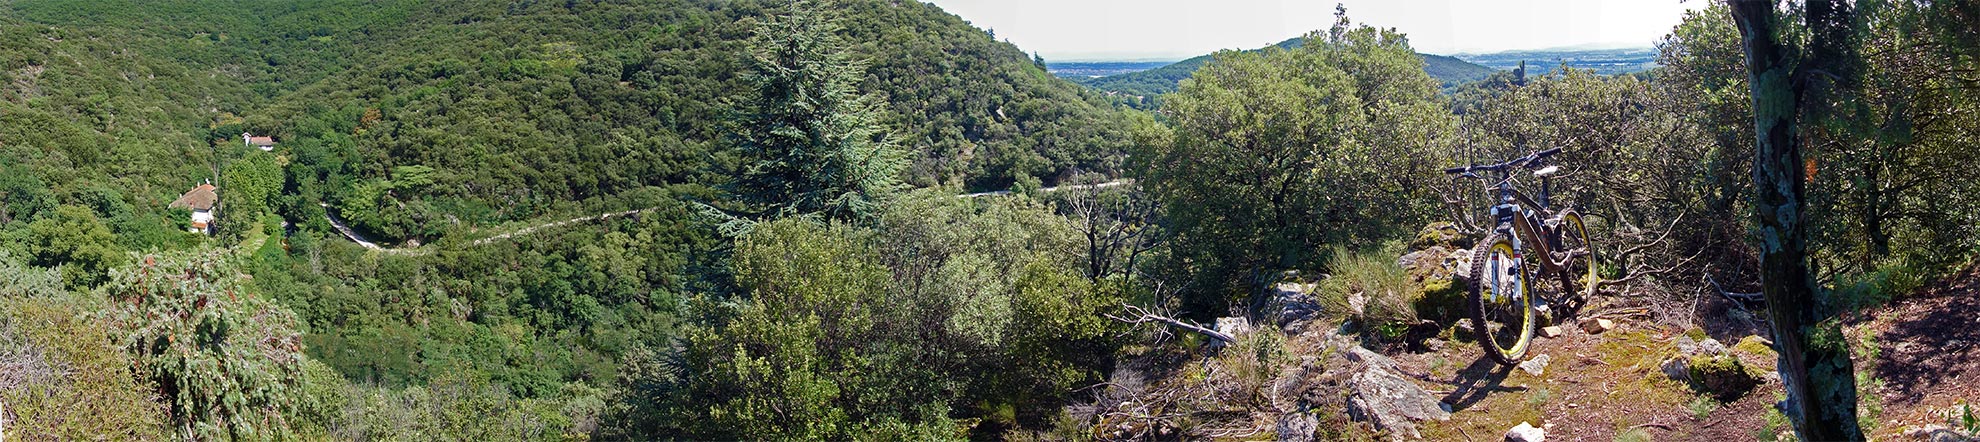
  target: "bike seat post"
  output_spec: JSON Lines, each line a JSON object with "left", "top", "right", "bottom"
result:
{"left": 1540, "top": 174, "right": 1550, "bottom": 209}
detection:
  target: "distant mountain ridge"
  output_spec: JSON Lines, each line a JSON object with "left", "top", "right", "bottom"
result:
{"left": 1452, "top": 47, "right": 1658, "bottom": 76}
{"left": 1066, "top": 37, "right": 1497, "bottom": 106}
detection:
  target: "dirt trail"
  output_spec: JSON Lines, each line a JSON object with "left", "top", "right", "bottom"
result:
{"left": 1396, "top": 265, "right": 1980, "bottom": 441}
{"left": 1867, "top": 265, "right": 1980, "bottom": 437}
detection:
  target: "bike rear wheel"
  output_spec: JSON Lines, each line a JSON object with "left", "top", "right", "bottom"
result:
{"left": 1557, "top": 211, "right": 1597, "bottom": 299}
{"left": 1469, "top": 232, "right": 1535, "bottom": 366}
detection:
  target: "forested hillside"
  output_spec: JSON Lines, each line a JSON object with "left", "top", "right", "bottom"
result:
{"left": 1076, "top": 36, "right": 1497, "bottom": 107}
{"left": 3, "top": 0, "right": 1978, "bottom": 440}
{"left": 1, "top": 0, "right": 1132, "bottom": 242}
{"left": 0, "top": 0, "right": 1141, "bottom": 438}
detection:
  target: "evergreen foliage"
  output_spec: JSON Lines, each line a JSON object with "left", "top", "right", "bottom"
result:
{"left": 106, "top": 249, "right": 309, "bottom": 440}
{"left": 732, "top": 2, "right": 905, "bottom": 222}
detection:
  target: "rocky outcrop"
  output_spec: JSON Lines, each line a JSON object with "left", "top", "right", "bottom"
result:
{"left": 1661, "top": 336, "right": 1761, "bottom": 401}
{"left": 1269, "top": 282, "right": 1325, "bottom": 333}
{"left": 1342, "top": 346, "right": 1451, "bottom": 439}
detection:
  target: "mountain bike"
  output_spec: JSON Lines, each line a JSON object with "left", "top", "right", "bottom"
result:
{"left": 1443, "top": 147, "right": 1597, "bottom": 366}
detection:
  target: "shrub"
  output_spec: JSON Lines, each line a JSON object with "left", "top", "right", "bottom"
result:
{"left": 314, "top": 372, "right": 601, "bottom": 441}
{"left": 0, "top": 252, "right": 169, "bottom": 440}
{"left": 104, "top": 249, "right": 307, "bottom": 440}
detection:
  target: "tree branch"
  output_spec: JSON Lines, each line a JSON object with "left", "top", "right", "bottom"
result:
{"left": 1105, "top": 303, "right": 1236, "bottom": 343}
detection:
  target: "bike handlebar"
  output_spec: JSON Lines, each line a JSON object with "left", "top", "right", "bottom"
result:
{"left": 1444, "top": 147, "right": 1563, "bottom": 176}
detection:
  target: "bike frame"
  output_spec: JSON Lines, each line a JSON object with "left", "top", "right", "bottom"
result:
{"left": 1486, "top": 176, "right": 1572, "bottom": 276}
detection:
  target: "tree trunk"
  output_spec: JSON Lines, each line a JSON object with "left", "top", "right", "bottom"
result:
{"left": 1727, "top": 1, "right": 1865, "bottom": 440}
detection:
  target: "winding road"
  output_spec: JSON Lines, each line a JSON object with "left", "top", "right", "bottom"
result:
{"left": 319, "top": 180, "right": 1135, "bottom": 252}
{"left": 320, "top": 203, "right": 664, "bottom": 256}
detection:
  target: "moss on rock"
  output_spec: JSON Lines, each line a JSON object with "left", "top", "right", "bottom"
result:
{"left": 1688, "top": 354, "right": 1761, "bottom": 401}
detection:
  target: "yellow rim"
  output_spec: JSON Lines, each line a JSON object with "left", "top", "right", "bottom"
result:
{"left": 1564, "top": 213, "right": 1596, "bottom": 297}
{"left": 1484, "top": 240, "right": 1533, "bottom": 357}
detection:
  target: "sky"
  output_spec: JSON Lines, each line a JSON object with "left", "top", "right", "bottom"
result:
{"left": 921, "top": 0, "right": 1706, "bottom": 61}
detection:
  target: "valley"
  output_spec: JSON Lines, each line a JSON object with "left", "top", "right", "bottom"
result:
{"left": 1, "top": 0, "right": 1976, "bottom": 441}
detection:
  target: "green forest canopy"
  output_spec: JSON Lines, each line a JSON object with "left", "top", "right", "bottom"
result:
{"left": 1077, "top": 36, "right": 1499, "bottom": 107}
{"left": 0, "top": 0, "right": 1975, "bottom": 440}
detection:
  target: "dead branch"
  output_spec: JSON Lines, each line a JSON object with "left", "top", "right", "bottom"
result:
{"left": 1105, "top": 303, "right": 1236, "bottom": 343}
{"left": 1615, "top": 211, "right": 1688, "bottom": 259}
{"left": 1706, "top": 275, "right": 1765, "bottom": 304}
{"left": 1597, "top": 245, "right": 1707, "bottom": 289}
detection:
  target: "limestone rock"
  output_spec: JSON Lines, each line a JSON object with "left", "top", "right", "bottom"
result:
{"left": 1275, "top": 410, "right": 1320, "bottom": 442}
{"left": 1215, "top": 316, "right": 1252, "bottom": 337}
{"left": 1343, "top": 346, "right": 1450, "bottom": 439}
{"left": 1517, "top": 354, "right": 1551, "bottom": 376}
{"left": 1270, "top": 282, "right": 1325, "bottom": 330}
{"left": 1578, "top": 318, "right": 1615, "bottom": 334}
{"left": 1409, "top": 222, "right": 1471, "bottom": 251}
{"left": 1504, "top": 421, "right": 1546, "bottom": 442}
{"left": 1929, "top": 429, "right": 1976, "bottom": 442}
{"left": 1538, "top": 326, "right": 1563, "bottom": 338}
{"left": 1661, "top": 357, "right": 1692, "bottom": 383}
{"left": 1399, "top": 245, "right": 1454, "bottom": 281}
{"left": 1689, "top": 354, "right": 1761, "bottom": 401}
{"left": 1347, "top": 368, "right": 1451, "bottom": 439}
{"left": 1676, "top": 336, "right": 1728, "bottom": 357}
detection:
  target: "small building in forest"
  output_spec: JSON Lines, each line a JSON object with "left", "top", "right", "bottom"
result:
{"left": 243, "top": 132, "right": 275, "bottom": 151}
{"left": 169, "top": 182, "right": 219, "bottom": 234}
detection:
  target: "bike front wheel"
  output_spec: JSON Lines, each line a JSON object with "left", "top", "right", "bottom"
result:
{"left": 1469, "top": 231, "right": 1535, "bottom": 366}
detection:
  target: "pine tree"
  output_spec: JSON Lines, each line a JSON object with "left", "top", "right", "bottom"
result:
{"left": 732, "top": 1, "right": 905, "bottom": 223}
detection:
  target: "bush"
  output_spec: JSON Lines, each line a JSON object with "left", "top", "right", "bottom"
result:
{"left": 0, "top": 252, "right": 169, "bottom": 440}
{"left": 314, "top": 371, "right": 602, "bottom": 441}
{"left": 104, "top": 249, "right": 307, "bottom": 440}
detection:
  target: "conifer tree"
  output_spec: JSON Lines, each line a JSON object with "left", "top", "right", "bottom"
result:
{"left": 732, "top": 1, "right": 905, "bottom": 223}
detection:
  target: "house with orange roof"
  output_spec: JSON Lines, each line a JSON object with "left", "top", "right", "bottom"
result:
{"left": 169, "top": 182, "right": 219, "bottom": 234}
{"left": 243, "top": 132, "right": 275, "bottom": 151}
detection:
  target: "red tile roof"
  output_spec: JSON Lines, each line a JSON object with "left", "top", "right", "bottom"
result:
{"left": 169, "top": 183, "right": 219, "bottom": 211}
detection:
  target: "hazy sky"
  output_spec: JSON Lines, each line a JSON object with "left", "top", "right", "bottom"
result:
{"left": 921, "top": 0, "right": 1705, "bottom": 61}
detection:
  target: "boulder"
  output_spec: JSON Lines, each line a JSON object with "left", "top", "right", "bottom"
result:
{"left": 1216, "top": 317, "right": 1253, "bottom": 338}
{"left": 1689, "top": 354, "right": 1761, "bottom": 401}
{"left": 1399, "top": 246, "right": 1454, "bottom": 281}
{"left": 1269, "top": 282, "right": 1325, "bottom": 330}
{"left": 1275, "top": 410, "right": 1321, "bottom": 442}
{"left": 1409, "top": 222, "right": 1472, "bottom": 251}
{"left": 1343, "top": 346, "right": 1451, "bottom": 439}
{"left": 1504, "top": 421, "right": 1546, "bottom": 442}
